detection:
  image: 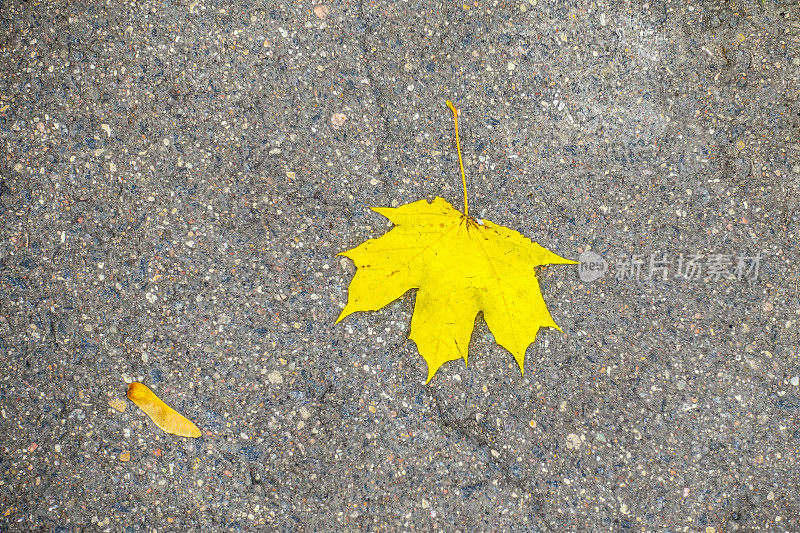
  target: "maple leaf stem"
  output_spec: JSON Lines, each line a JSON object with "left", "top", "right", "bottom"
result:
{"left": 446, "top": 100, "right": 469, "bottom": 218}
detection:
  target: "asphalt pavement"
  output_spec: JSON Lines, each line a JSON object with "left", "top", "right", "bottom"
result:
{"left": 1, "top": 0, "right": 798, "bottom": 530}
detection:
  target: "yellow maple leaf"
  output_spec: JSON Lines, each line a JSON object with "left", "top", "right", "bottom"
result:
{"left": 337, "top": 101, "right": 577, "bottom": 382}
{"left": 127, "top": 382, "right": 202, "bottom": 438}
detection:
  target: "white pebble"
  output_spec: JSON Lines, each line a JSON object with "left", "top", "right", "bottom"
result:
{"left": 565, "top": 433, "right": 582, "bottom": 449}
{"left": 331, "top": 113, "right": 347, "bottom": 128}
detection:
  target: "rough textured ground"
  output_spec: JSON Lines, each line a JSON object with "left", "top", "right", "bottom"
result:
{"left": 1, "top": 0, "right": 799, "bottom": 531}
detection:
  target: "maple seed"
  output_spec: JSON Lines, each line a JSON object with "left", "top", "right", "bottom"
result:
{"left": 336, "top": 101, "right": 577, "bottom": 383}
{"left": 127, "top": 382, "right": 202, "bottom": 438}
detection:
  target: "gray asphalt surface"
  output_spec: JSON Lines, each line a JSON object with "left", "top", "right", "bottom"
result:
{"left": 1, "top": 0, "right": 799, "bottom": 531}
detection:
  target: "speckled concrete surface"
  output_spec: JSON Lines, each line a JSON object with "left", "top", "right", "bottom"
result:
{"left": 1, "top": 0, "right": 799, "bottom": 531}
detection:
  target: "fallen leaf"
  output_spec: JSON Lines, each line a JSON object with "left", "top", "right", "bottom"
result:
{"left": 337, "top": 197, "right": 575, "bottom": 380}
{"left": 126, "top": 382, "right": 201, "bottom": 438}
{"left": 337, "top": 101, "right": 576, "bottom": 382}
